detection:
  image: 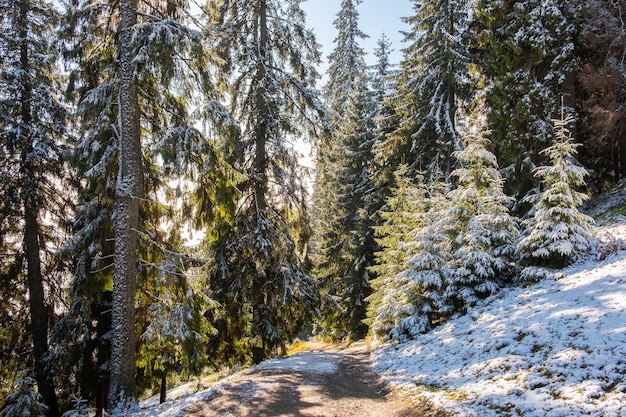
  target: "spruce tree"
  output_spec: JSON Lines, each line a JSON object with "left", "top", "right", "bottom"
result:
{"left": 206, "top": 0, "right": 325, "bottom": 362}
{"left": 367, "top": 166, "right": 429, "bottom": 340}
{"left": 49, "top": 0, "right": 232, "bottom": 411}
{"left": 136, "top": 253, "right": 216, "bottom": 403}
{"left": 382, "top": 0, "right": 470, "bottom": 177}
{"left": 473, "top": 0, "right": 579, "bottom": 200}
{"left": 0, "top": 0, "right": 70, "bottom": 412}
{"left": 0, "top": 376, "right": 49, "bottom": 417}
{"left": 444, "top": 107, "right": 519, "bottom": 313}
{"left": 518, "top": 111, "right": 595, "bottom": 273}
{"left": 370, "top": 33, "right": 400, "bottom": 226}
{"left": 396, "top": 173, "right": 451, "bottom": 337}
{"left": 312, "top": 0, "right": 376, "bottom": 339}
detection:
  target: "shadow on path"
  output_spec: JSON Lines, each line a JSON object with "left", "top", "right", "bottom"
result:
{"left": 184, "top": 343, "right": 435, "bottom": 417}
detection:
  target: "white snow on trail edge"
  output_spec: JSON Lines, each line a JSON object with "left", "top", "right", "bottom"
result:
{"left": 256, "top": 351, "right": 339, "bottom": 374}
{"left": 135, "top": 350, "right": 339, "bottom": 417}
{"left": 372, "top": 222, "right": 626, "bottom": 417}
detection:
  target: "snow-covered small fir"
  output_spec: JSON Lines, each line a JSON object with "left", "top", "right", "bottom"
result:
{"left": 517, "top": 112, "right": 595, "bottom": 272}
{"left": 368, "top": 167, "right": 434, "bottom": 340}
{"left": 0, "top": 376, "right": 48, "bottom": 417}
{"left": 444, "top": 111, "right": 519, "bottom": 311}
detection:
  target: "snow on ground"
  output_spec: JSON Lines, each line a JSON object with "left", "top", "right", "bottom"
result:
{"left": 134, "top": 349, "right": 339, "bottom": 417}
{"left": 256, "top": 351, "right": 338, "bottom": 374}
{"left": 372, "top": 221, "right": 626, "bottom": 416}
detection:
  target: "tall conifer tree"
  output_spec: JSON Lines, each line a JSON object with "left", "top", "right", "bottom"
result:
{"left": 474, "top": 0, "right": 579, "bottom": 200}
{"left": 49, "top": 0, "right": 232, "bottom": 411}
{"left": 206, "top": 0, "right": 325, "bottom": 362}
{"left": 0, "top": 0, "right": 70, "bottom": 412}
{"left": 312, "top": 0, "right": 375, "bottom": 339}
{"left": 382, "top": 0, "right": 470, "bottom": 178}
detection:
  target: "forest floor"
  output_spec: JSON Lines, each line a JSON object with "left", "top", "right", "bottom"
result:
{"left": 139, "top": 341, "right": 438, "bottom": 417}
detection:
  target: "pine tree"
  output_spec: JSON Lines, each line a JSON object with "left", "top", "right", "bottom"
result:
{"left": 49, "top": 0, "right": 233, "bottom": 411}
{"left": 367, "top": 166, "right": 428, "bottom": 340}
{"left": 382, "top": 0, "right": 470, "bottom": 177}
{"left": 394, "top": 170, "right": 453, "bottom": 339}
{"left": 0, "top": 376, "right": 49, "bottom": 417}
{"left": 518, "top": 111, "right": 595, "bottom": 273}
{"left": 473, "top": 0, "right": 579, "bottom": 200}
{"left": 206, "top": 0, "right": 325, "bottom": 362}
{"left": 312, "top": 0, "right": 376, "bottom": 339}
{"left": 444, "top": 106, "right": 519, "bottom": 313}
{"left": 0, "top": 0, "right": 71, "bottom": 412}
{"left": 577, "top": 0, "right": 626, "bottom": 190}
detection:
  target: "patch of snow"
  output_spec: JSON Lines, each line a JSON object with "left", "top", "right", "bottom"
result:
{"left": 134, "top": 350, "right": 338, "bottom": 416}
{"left": 372, "top": 221, "right": 626, "bottom": 416}
{"left": 256, "top": 351, "right": 338, "bottom": 374}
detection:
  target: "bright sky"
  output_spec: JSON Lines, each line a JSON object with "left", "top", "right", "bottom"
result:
{"left": 301, "top": 0, "right": 413, "bottom": 74}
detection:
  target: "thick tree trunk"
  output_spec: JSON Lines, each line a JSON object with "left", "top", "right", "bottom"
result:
{"left": 108, "top": 0, "right": 143, "bottom": 411}
{"left": 24, "top": 207, "right": 60, "bottom": 417}
{"left": 254, "top": 0, "right": 268, "bottom": 213}
{"left": 19, "top": 0, "right": 60, "bottom": 414}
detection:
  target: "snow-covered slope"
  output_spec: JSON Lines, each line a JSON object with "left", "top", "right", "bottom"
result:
{"left": 372, "top": 222, "right": 626, "bottom": 416}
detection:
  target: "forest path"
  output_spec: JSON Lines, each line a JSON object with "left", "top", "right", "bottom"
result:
{"left": 184, "top": 342, "right": 428, "bottom": 417}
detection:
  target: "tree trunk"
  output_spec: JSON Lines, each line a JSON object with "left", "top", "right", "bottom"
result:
{"left": 159, "top": 372, "right": 167, "bottom": 404}
{"left": 254, "top": 0, "right": 268, "bottom": 213}
{"left": 19, "top": 0, "right": 59, "bottom": 414}
{"left": 108, "top": 0, "right": 143, "bottom": 410}
{"left": 619, "top": 123, "right": 626, "bottom": 181}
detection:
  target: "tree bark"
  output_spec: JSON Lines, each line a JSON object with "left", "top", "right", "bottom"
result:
{"left": 159, "top": 372, "right": 167, "bottom": 404}
{"left": 19, "top": 0, "right": 60, "bottom": 414}
{"left": 108, "top": 0, "right": 143, "bottom": 410}
{"left": 254, "top": 0, "right": 268, "bottom": 213}
{"left": 619, "top": 123, "right": 626, "bottom": 181}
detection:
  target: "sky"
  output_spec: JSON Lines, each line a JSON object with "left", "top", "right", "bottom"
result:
{"left": 300, "top": 0, "right": 414, "bottom": 75}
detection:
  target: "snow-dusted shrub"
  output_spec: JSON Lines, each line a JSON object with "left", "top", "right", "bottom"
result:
{"left": 0, "top": 376, "right": 48, "bottom": 417}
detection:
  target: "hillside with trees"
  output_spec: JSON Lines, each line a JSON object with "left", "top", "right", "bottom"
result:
{"left": 0, "top": 0, "right": 624, "bottom": 415}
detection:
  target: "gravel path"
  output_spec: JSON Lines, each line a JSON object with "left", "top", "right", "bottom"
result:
{"left": 182, "top": 343, "right": 427, "bottom": 417}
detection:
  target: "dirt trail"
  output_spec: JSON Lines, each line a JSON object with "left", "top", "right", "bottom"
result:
{"left": 185, "top": 343, "right": 427, "bottom": 417}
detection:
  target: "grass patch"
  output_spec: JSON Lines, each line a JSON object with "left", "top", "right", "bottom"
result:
{"left": 286, "top": 339, "right": 311, "bottom": 355}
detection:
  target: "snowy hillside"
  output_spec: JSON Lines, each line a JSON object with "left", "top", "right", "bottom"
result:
{"left": 372, "top": 221, "right": 626, "bottom": 416}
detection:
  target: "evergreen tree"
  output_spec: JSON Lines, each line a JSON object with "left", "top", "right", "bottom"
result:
{"left": 0, "top": 0, "right": 71, "bottom": 412}
{"left": 108, "top": 0, "right": 144, "bottom": 408}
{"left": 396, "top": 173, "right": 451, "bottom": 337}
{"left": 382, "top": 0, "right": 470, "bottom": 177}
{"left": 0, "top": 376, "right": 48, "bottom": 417}
{"left": 367, "top": 166, "right": 428, "bottom": 340}
{"left": 369, "top": 34, "right": 400, "bottom": 226}
{"left": 206, "top": 0, "right": 325, "bottom": 362}
{"left": 49, "top": 0, "right": 232, "bottom": 411}
{"left": 444, "top": 106, "right": 519, "bottom": 313}
{"left": 474, "top": 0, "right": 579, "bottom": 200}
{"left": 518, "top": 111, "right": 595, "bottom": 272}
{"left": 137, "top": 253, "right": 216, "bottom": 404}
{"left": 577, "top": 0, "right": 626, "bottom": 190}
{"left": 312, "top": 0, "right": 375, "bottom": 339}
